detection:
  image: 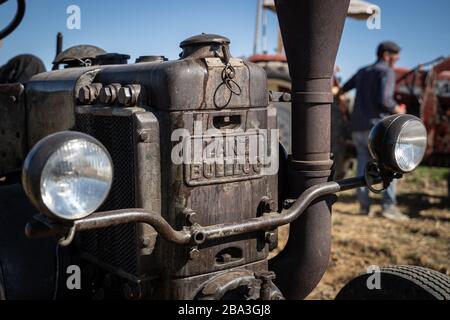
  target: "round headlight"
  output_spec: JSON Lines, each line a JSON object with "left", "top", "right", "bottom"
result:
{"left": 369, "top": 115, "right": 428, "bottom": 174}
{"left": 22, "top": 132, "right": 113, "bottom": 221}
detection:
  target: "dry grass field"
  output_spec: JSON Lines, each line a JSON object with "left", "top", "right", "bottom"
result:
{"left": 275, "top": 167, "right": 450, "bottom": 300}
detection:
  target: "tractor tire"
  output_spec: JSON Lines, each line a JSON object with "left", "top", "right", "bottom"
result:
{"left": 336, "top": 266, "right": 450, "bottom": 300}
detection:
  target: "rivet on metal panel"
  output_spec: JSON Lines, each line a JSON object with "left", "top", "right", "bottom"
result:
{"left": 139, "top": 130, "right": 150, "bottom": 143}
{"left": 189, "top": 248, "right": 200, "bottom": 260}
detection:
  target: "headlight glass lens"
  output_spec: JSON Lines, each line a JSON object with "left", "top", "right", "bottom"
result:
{"left": 40, "top": 139, "right": 113, "bottom": 220}
{"left": 394, "top": 120, "right": 427, "bottom": 172}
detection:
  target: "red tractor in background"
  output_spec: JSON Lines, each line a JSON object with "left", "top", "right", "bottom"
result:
{"left": 395, "top": 57, "right": 450, "bottom": 194}
{"left": 250, "top": 0, "right": 450, "bottom": 190}
{"left": 395, "top": 57, "right": 450, "bottom": 167}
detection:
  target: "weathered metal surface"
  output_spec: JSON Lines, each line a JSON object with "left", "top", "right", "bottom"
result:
{"left": 93, "top": 44, "right": 268, "bottom": 111}
{"left": 154, "top": 106, "right": 276, "bottom": 278}
{"left": 0, "top": 83, "right": 26, "bottom": 176}
{"left": 158, "top": 260, "right": 269, "bottom": 300}
{"left": 26, "top": 67, "right": 102, "bottom": 147}
{"left": 197, "top": 270, "right": 262, "bottom": 300}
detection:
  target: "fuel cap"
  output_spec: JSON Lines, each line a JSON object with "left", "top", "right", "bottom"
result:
{"left": 180, "top": 33, "right": 230, "bottom": 49}
{"left": 96, "top": 53, "right": 130, "bottom": 65}
{"left": 180, "top": 34, "right": 231, "bottom": 60}
{"left": 135, "top": 55, "right": 168, "bottom": 63}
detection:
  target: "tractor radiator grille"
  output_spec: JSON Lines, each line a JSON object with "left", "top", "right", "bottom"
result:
{"left": 75, "top": 113, "right": 138, "bottom": 275}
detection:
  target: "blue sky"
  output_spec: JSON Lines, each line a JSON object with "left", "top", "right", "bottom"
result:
{"left": 1, "top": 0, "right": 449, "bottom": 81}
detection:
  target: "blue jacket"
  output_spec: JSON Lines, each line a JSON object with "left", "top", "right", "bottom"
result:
{"left": 342, "top": 60, "right": 398, "bottom": 132}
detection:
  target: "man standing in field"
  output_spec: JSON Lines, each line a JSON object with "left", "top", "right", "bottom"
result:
{"left": 338, "top": 41, "right": 409, "bottom": 221}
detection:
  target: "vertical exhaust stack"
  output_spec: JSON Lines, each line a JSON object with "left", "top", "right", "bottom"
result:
{"left": 270, "top": 0, "right": 350, "bottom": 299}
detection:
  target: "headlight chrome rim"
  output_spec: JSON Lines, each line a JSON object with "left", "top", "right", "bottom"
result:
{"left": 369, "top": 115, "right": 428, "bottom": 174}
{"left": 393, "top": 120, "right": 428, "bottom": 173}
{"left": 22, "top": 132, "right": 113, "bottom": 221}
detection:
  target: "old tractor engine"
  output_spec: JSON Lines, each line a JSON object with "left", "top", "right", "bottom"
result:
{"left": 1, "top": 0, "right": 440, "bottom": 300}
{"left": 24, "top": 33, "right": 282, "bottom": 300}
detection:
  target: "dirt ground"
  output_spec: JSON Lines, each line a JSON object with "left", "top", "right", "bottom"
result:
{"left": 277, "top": 167, "right": 450, "bottom": 300}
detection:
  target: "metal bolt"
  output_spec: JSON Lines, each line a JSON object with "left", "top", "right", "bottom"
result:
{"left": 265, "top": 231, "right": 278, "bottom": 251}
{"left": 283, "top": 199, "right": 296, "bottom": 210}
{"left": 281, "top": 92, "right": 292, "bottom": 102}
{"left": 99, "top": 84, "right": 120, "bottom": 105}
{"left": 118, "top": 86, "right": 133, "bottom": 107}
{"left": 118, "top": 85, "right": 140, "bottom": 107}
{"left": 261, "top": 196, "right": 275, "bottom": 213}
{"left": 256, "top": 271, "right": 276, "bottom": 281}
{"left": 183, "top": 208, "right": 198, "bottom": 225}
{"left": 78, "top": 85, "right": 96, "bottom": 105}
{"left": 265, "top": 231, "right": 277, "bottom": 246}
{"left": 189, "top": 248, "right": 200, "bottom": 260}
{"left": 220, "top": 253, "right": 233, "bottom": 263}
{"left": 141, "top": 237, "right": 151, "bottom": 248}
{"left": 99, "top": 86, "right": 113, "bottom": 104}
{"left": 139, "top": 131, "right": 150, "bottom": 142}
